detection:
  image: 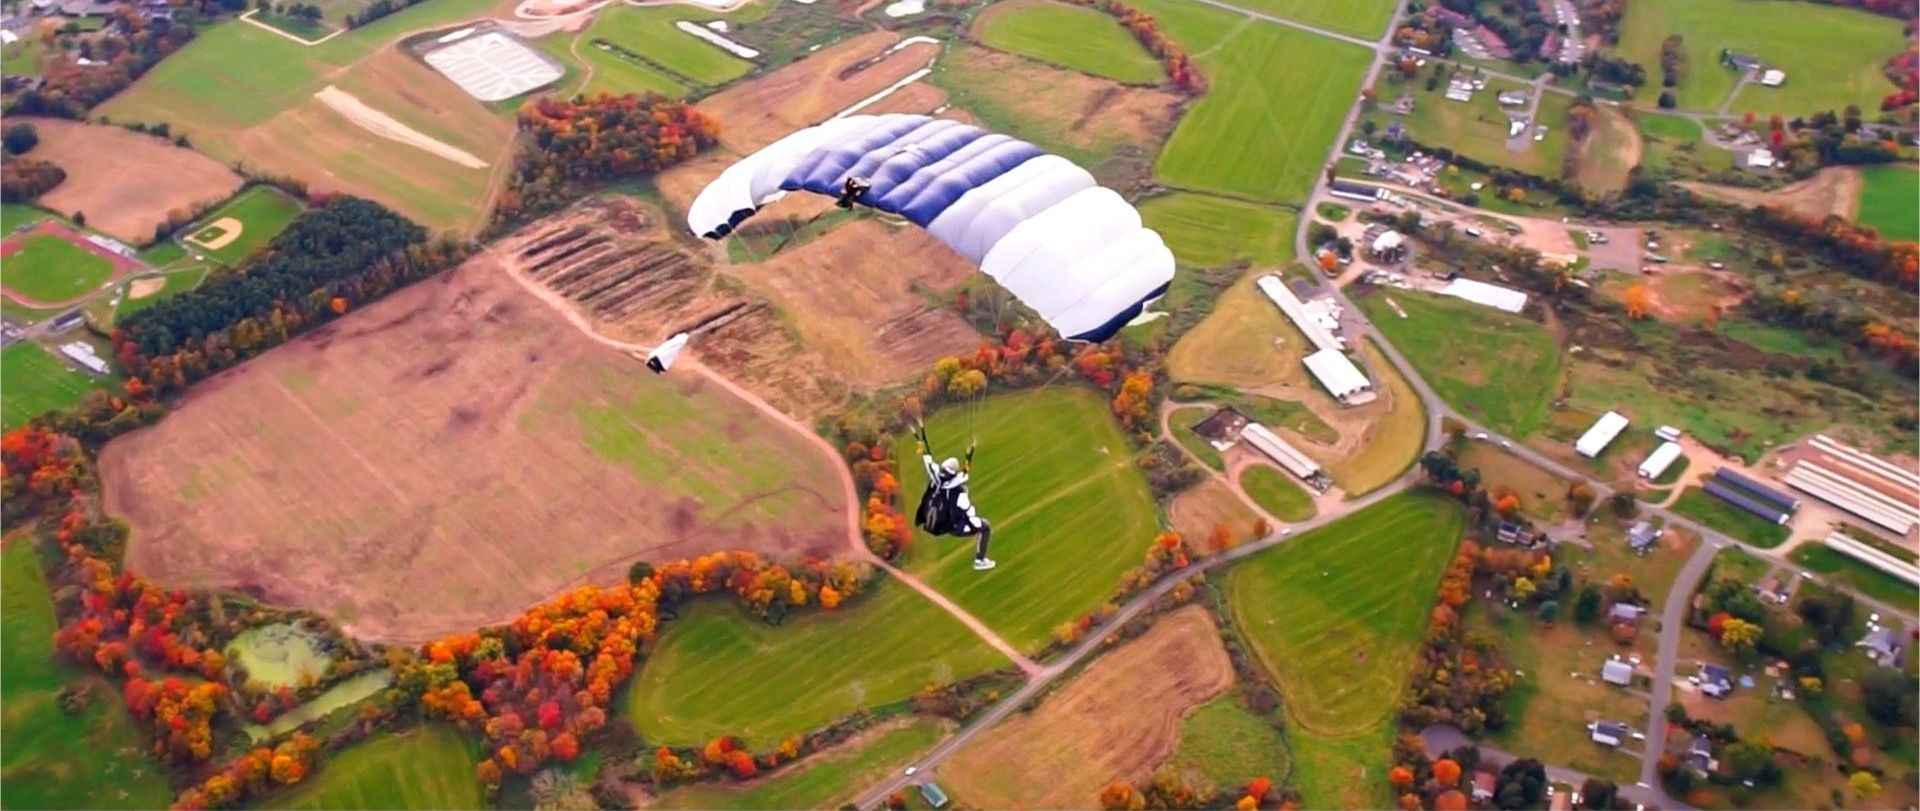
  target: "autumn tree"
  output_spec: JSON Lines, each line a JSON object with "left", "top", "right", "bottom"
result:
{"left": 1434, "top": 790, "right": 1469, "bottom": 810}
{"left": 1849, "top": 770, "right": 1881, "bottom": 799}
{"left": 1624, "top": 283, "right": 1650, "bottom": 319}
{"left": 1719, "top": 617, "right": 1761, "bottom": 652}
{"left": 1433, "top": 758, "right": 1462, "bottom": 786}
{"left": 1099, "top": 781, "right": 1146, "bottom": 810}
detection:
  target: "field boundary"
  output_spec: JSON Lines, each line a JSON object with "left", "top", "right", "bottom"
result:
{"left": 238, "top": 8, "right": 346, "bottom": 46}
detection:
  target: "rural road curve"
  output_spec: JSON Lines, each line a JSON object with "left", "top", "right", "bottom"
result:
{"left": 1421, "top": 725, "right": 1690, "bottom": 810}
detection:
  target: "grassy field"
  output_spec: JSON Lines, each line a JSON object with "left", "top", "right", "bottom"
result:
{"left": 1455, "top": 442, "right": 1571, "bottom": 523}
{"left": 1, "top": 203, "right": 52, "bottom": 232}
{"left": 654, "top": 720, "right": 949, "bottom": 810}
{"left": 1177, "top": 384, "right": 1337, "bottom": 445}
{"left": 1857, "top": 165, "right": 1918, "bottom": 242}
{"left": 537, "top": 31, "right": 686, "bottom": 98}
{"left": 263, "top": 726, "right": 481, "bottom": 810}
{"left": 1212, "top": 0, "right": 1393, "bottom": 38}
{"left": 1788, "top": 545, "right": 1919, "bottom": 607}
{"left": 1358, "top": 290, "right": 1562, "bottom": 438}
{"left": 974, "top": 0, "right": 1161, "bottom": 84}
{"left": 1, "top": 35, "right": 44, "bottom": 77}
{"left": 114, "top": 268, "right": 209, "bottom": 321}
{"left": 1288, "top": 722, "right": 1394, "bottom": 809}
{"left": 3, "top": 233, "right": 113, "bottom": 303}
{"left": 1326, "top": 341, "right": 1428, "bottom": 495}
{"left": 1364, "top": 74, "right": 1570, "bottom": 178}
{"left": 1146, "top": 2, "right": 1372, "bottom": 204}
{"left": 184, "top": 185, "right": 303, "bottom": 266}
{"left": 1474, "top": 606, "right": 1648, "bottom": 785}
{"left": 1617, "top": 0, "right": 1908, "bottom": 114}
{"left": 1576, "top": 107, "right": 1639, "bottom": 194}
{"left": 1669, "top": 486, "right": 1791, "bottom": 548}
{"left": 1168, "top": 273, "right": 1318, "bottom": 392}
{"left": 1170, "top": 405, "right": 1225, "bottom": 470}
{"left": 894, "top": 387, "right": 1163, "bottom": 653}
{"left": 587, "top": 5, "right": 752, "bottom": 86}
{"left": 0, "top": 541, "right": 174, "bottom": 810}
{"left": 1, "top": 342, "right": 102, "bottom": 429}
{"left": 1139, "top": 193, "right": 1295, "bottom": 267}
{"left": 625, "top": 579, "right": 1006, "bottom": 744}
{"left": 1164, "top": 697, "right": 1289, "bottom": 790}
{"left": 1239, "top": 465, "right": 1315, "bottom": 521}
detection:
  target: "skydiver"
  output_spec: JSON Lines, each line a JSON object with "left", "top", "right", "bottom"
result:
{"left": 836, "top": 176, "right": 871, "bottom": 209}
{"left": 646, "top": 332, "right": 689, "bottom": 374}
{"left": 913, "top": 425, "right": 995, "bottom": 571}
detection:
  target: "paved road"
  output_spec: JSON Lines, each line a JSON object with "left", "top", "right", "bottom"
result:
{"left": 1422, "top": 724, "right": 1685, "bottom": 810}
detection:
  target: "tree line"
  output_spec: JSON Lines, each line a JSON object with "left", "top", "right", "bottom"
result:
{"left": 492, "top": 93, "right": 720, "bottom": 229}
{"left": 1058, "top": 0, "right": 1206, "bottom": 94}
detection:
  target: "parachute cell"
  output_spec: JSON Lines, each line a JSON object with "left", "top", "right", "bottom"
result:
{"left": 685, "top": 113, "right": 1173, "bottom": 342}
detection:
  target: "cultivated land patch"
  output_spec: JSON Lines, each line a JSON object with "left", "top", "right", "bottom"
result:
{"left": 18, "top": 117, "right": 242, "bottom": 244}
{"left": 624, "top": 578, "right": 1006, "bottom": 745}
{"left": 1357, "top": 289, "right": 1563, "bottom": 438}
{"left": 698, "top": 31, "right": 938, "bottom": 152}
{"left": 1140, "top": 193, "right": 1294, "bottom": 266}
{"left": 930, "top": 44, "right": 1182, "bottom": 177}
{"left": 1617, "top": 0, "right": 1907, "bottom": 114}
{"left": 0, "top": 231, "right": 113, "bottom": 304}
{"left": 181, "top": 185, "right": 304, "bottom": 266}
{"left": 1169, "top": 477, "right": 1260, "bottom": 541}
{"left": 894, "top": 387, "right": 1163, "bottom": 653}
{"left": 263, "top": 726, "right": 481, "bottom": 810}
{"left": 939, "top": 606, "right": 1234, "bottom": 808}
{"left": 102, "top": 259, "right": 851, "bottom": 643}
{"left": 648, "top": 718, "right": 952, "bottom": 810}
{"left": 1857, "top": 164, "right": 1918, "bottom": 242}
{"left": 972, "top": 0, "right": 1161, "bottom": 85}
{"left": 1, "top": 342, "right": 103, "bottom": 430}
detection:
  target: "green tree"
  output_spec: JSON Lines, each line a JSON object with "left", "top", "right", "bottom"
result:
{"left": 3, "top": 122, "right": 38, "bottom": 155}
{"left": 1573, "top": 584, "right": 1602, "bottom": 625}
{"left": 1536, "top": 600, "right": 1559, "bottom": 623}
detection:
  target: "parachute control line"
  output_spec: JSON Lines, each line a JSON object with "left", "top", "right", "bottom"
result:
{"left": 684, "top": 114, "right": 1175, "bottom": 343}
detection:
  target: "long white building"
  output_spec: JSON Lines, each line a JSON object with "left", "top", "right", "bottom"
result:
{"left": 1575, "top": 411, "right": 1629, "bottom": 458}
{"left": 1255, "top": 274, "right": 1344, "bottom": 353}
{"left": 1240, "top": 423, "right": 1321, "bottom": 481}
{"left": 1303, "top": 348, "right": 1375, "bottom": 405}
{"left": 1637, "top": 441, "right": 1684, "bottom": 480}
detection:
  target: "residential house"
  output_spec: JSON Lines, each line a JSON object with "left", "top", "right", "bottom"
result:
{"left": 1497, "top": 90, "right": 1529, "bottom": 107}
{"left": 1858, "top": 627, "right": 1907, "bottom": 668}
{"left": 1472, "top": 772, "right": 1497, "bottom": 803}
{"left": 1760, "top": 69, "right": 1785, "bottom": 87}
{"left": 1699, "top": 663, "right": 1733, "bottom": 698}
{"left": 1496, "top": 522, "right": 1538, "bottom": 547}
{"left": 1601, "top": 658, "right": 1634, "bottom": 686}
{"left": 1475, "top": 26, "right": 1512, "bottom": 59}
{"left": 1589, "top": 721, "right": 1630, "bottom": 747}
{"left": 1626, "top": 521, "right": 1662, "bottom": 554}
{"left": 1431, "top": 6, "right": 1471, "bottom": 26}
{"left": 1687, "top": 736, "right": 1718, "bottom": 774}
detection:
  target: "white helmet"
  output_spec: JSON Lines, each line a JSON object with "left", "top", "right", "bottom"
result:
{"left": 941, "top": 458, "right": 961, "bottom": 475}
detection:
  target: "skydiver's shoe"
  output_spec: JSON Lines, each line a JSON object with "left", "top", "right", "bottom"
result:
{"left": 972, "top": 558, "right": 997, "bottom": 571}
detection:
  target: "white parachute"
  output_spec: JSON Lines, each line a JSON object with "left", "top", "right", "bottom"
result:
{"left": 645, "top": 332, "right": 689, "bottom": 374}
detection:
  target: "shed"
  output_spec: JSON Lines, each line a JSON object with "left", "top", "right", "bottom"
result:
{"left": 1601, "top": 658, "right": 1633, "bottom": 685}
{"left": 1242, "top": 423, "right": 1322, "bottom": 481}
{"left": 1439, "top": 277, "right": 1529, "bottom": 313}
{"left": 1638, "top": 441, "right": 1684, "bottom": 480}
{"left": 1590, "top": 721, "right": 1630, "bottom": 747}
{"left": 1626, "top": 521, "right": 1662, "bottom": 552}
{"left": 1302, "top": 348, "right": 1374, "bottom": 405}
{"left": 1760, "top": 69, "right": 1785, "bottom": 87}
{"left": 1255, "top": 274, "right": 1343, "bottom": 353}
{"left": 1497, "top": 90, "right": 1528, "bottom": 106}
{"left": 1858, "top": 627, "right": 1907, "bottom": 668}
{"left": 1575, "top": 411, "right": 1629, "bottom": 458}
{"left": 1609, "top": 603, "right": 1645, "bottom": 623}
{"left": 1713, "top": 468, "right": 1799, "bottom": 512}
{"left": 1746, "top": 148, "right": 1776, "bottom": 169}
{"left": 58, "top": 341, "right": 110, "bottom": 375}
{"left": 1190, "top": 407, "right": 1250, "bottom": 446}
{"left": 1329, "top": 179, "right": 1383, "bottom": 203}
{"left": 918, "top": 782, "right": 950, "bottom": 809}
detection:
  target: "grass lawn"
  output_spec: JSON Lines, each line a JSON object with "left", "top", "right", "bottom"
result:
{"left": 262, "top": 726, "right": 481, "bottom": 810}
{"left": 1364, "top": 74, "right": 1569, "bottom": 178}
{"left": 184, "top": 185, "right": 303, "bottom": 266}
{"left": 894, "top": 387, "right": 1162, "bottom": 653}
{"left": 588, "top": 5, "right": 751, "bottom": 86}
{"left": 1, "top": 342, "right": 101, "bottom": 429}
{"left": 2, "top": 234, "right": 113, "bottom": 303}
{"left": 1856, "top": 164, "right": 1918, "bottom": 242}
{"left": 1170, "top": 405, "right": 1225, "bottom": 470}
{"left": 1327, "top": 340, "right": 1427, "bottom": 496}
{"left": 1147, "top": 4, "right": 1372, "bottom": 204}
{"left": 974, "top": 0, "right": 1162, "bottom": 84}
{"left": 1315, "top": 202, "right": 1350, "bottom": 222}
{"left": 1168, "top": 276, "right": 1328, "bottom": 417}
{"left": 254, "top": 12, "right": 334, "bottom": 40}
{"left": 114, "top": 268, "right": 209, "bottom": 321}
{"left": 1788, "top": 545, "right": 1919, "bottom": 608}
{"left": 1473, "top": 606, "right": 1648, "bottom": 785}
{"left": 1562, "top": 350, "right": 1859, "bottom": 464}
{"left": 626, "top": 579, "right": 1005, "bottom": 745}
{"left": 1617, "top": 0, "right": 1907, "bottom": 114}
{"left": 1239, "top": 465, "right": 1315, "bottom": 521}
{"left": 1139, "top": 193, "right": 1295, "bottom": 267}
{"left": 1, "top": 541, "right": 173, "bottom": 810}
{"left": 1212, "top": 0, "right": 1394, "bottom": 38}
{"left": 1163, "top": 697, "right": 1289, "bottom": 790}
{"left": 1288, "top": 721, "right": 1395, "bottom": 809}
{"left": 1357, "top": 289, "right": 1563, "bottom": 438}
{"left": 653, "top": 719, "right": 949, "bottom": 810}
{"left": 1456, "top": 442, "right": 1570, "bottom": 523}
{"left": 0, "top": 203, "right": 52, "bottom": 233}
{"left": 1, "top": 35, "right": 45, "bottom": 77}
{"left": 1670, "top": 486, "right": 1791, "bottom": 548}
{"left": 1229, "top": 493, "right": 1464, "bottom": 736}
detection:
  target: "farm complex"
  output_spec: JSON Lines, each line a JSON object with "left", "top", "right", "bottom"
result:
{"left": 1, "top": 0, "right": 1917, "bottom": 808}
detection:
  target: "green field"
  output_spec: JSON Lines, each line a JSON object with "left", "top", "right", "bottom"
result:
{"left": 1617, "top": 0, "right": 1907, "bottom": 114}
{"left": 895, "top": 387, "right": 1163, "bottom": 652}
{"left": 1669, "top": 486, "right": 1791, "bottom": 548}
{"left": 626, "top": 579, "right": 1005, "bottom": 744}
{"left": 653, "top": 720, "right": 948, "bottom": 810}
{"left": 1358, "top": 290, "right": 1562, "bottom": 439}
{"left": 1163, "top": 697, "right": 1289, "bottom": 789}
{"left": 1, "top": 342, "right": 102, "bottom": 429}
{"left": 1857, "top": 165, "right": 1918, "bottom": 242}
{"left": 538, "top": 32, "right": 687, "bottom": 98}
{"left": 114, "top": 268, "right": 209, "bottom": 321}
{"left": 1788, "top": 545, "right": 1919, "bottom": 607}
{"left": 263, "top": 727, "right": 481, "bottom": 810}
{"left": 184, "top": 186, "right": 303, "bottom": 266}
{"left": 1, "top": 542, "right": 173, "bottom": 810}
{"left": 1287, "top": 721, "right": 1394, "bottom": 809}
{"left": 1239, "top": 465, "right": 1315, "bottom": 521}
{"left": 1145, "top": 2, "right": 1372, "bottom": 204}
{"left": 1, "top": 203, "right": 52, "bottom": 233}
{"left": 2, "top": 234, "right": 113, "bottom": 303}
{"left": 1, "top": 35, "right": 45, "bottom": 77}
{"left": 975, "top": 0, "right": 1162, "bottom": 85}
{"left": 588, "top": 5, "right": 751, "bottom": 87}
{"left": 1140, "top": 193, "right": 1295, "bottom": 266}
{"left": 1364, "top": 75, "right": 1571, "bottom": 178}
{"left": 1210, "top": 0, "right": 1393, "bottom": 38}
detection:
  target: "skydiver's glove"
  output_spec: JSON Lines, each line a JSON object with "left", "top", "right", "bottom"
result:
{"left": 915, "top": 441, "right": 926, "bottom": 454}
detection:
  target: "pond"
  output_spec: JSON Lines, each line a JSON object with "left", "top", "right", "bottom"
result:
{"left": 242, "top": 670, "right": 393, "bottom": 743}
{"left": 227, "top": 623, "right": 331, "bottom": 688}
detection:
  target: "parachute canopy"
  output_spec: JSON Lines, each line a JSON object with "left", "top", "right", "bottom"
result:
{"left": 686, "top": 114, "right": 1174, "bottom": 342}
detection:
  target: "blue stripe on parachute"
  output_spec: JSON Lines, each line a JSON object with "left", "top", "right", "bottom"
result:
{"left": 882, "top": 138, "right": 1045, "bottom": 226}
{"left": 779, "top": 117, "right": 1047, "bottom": 226}
{"left": 780, "top": 116, "right": 929, "bottom": 194}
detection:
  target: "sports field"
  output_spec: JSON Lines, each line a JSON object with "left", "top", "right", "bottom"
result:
{"left": 263, "top": 727, "right": 481, "bottom": 810}
{"left": 894, "top": 387, "right": 1162, "bottom": 652}
{"left": 1239, "top": 465, "right": 1315, "bottom": 521}
{"left": 652, "top": 719, "right": 949, "bottom": 810}
{"left": 624, "top": 578, "right": 1005, "bottom": 744}
{"left": 2, "top": 233, "right": 112, "bottom": 303}
{"left": 1358, "top": 290, "right": 1563, "bottom": 438}
{"left": 1139, "top": 194, "right": 1295, "bottom": 266}
{"left": 113, "top": 268, "right": 209, "bottom": 321}
{"left": 1146, "top": 5, "right": 1371, "bottom": 204}
{"left": 183, "top": 186, "right": 303, "bottom": 266}
{"left": 1, "top": 342, "right": 101, "bottom": 430}
{"left": 0, "top": 542, "right": 173, "bottom": 810}
{"left": 1217, "top": 0, "right": 1393, "bottom": 38}
{"left": 1617, "top": 0, "right": 1907, "bottom": 114}
{"left": 973, "top": 0, "right": 1162, "bottom": 85}
{"left": 1857, "top": 164, "right": 1918, "bottom": 242}
{"left": 587, "top": 5, "right": 752, "bottom": 86}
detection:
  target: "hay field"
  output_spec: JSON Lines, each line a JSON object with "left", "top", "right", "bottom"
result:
{"left": 263, "top": 727, "right": 481, "bottom": 810}
{"left": 893, "top": 387, "right": 1163, "bottom": 653}
{"left": 102, "top": 259, "right": 851, "bottom": 643}
{"left": 1857, "top": 164, "right": 1918, "bottom": 242}
{"left": 1140, "top": 193, "right": 1294, "bottom": 266}
{"left": 1617, "top": 0, "right": 1907, "bottom": 114}
{"left": 1357, "top": 290, "right": 1563, "bottom": 438}
{"left": 973, "top": 0, "right": 1162, "bottom": 85}
{"left": 650, "top": 719, "right": 952, "bottom": 810}
{"left": 939, "top": 606, "right": 1233, "bottom": 808}
{"left": 19, "top": 118, "right": 241, "bottom": 244}
{"left": 699, "top": 31, "right": 938, "bottom": 152}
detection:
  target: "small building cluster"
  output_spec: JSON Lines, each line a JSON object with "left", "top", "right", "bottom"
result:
{"left": 58, "top": 340, "right": 110, "bottom": 375}
{"left": 1626, "top": 520, "right": 1662, "bottom": 555}
{"left": 1784, "top": 434, "right": 1919, "bottom": 538}
{"left": 1253, "top": 275, "right": 1375, "bottom": 407}
{"left": 1191, "top": 407, "right": 1332, "bottom": 493}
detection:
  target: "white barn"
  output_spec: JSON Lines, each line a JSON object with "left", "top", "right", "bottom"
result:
{"left": 1575, "top": 411, "right": 1629, "bottom": 458}
{"left": 1638, "top": 441, "right": 1684, "bottom": 480}
{"left": 1303, "top": 348, "right": 1374, "bottom": 405}
{"left": 1240, "top": 423, "right": 1322, "bottom": 481}
{"left": 1439, "top": 277, "right": 1529, "bottom": 313}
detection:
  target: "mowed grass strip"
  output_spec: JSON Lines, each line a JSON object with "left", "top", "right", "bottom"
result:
{"left": 1, "top": 342, "right": 101, "bottom": 430}
{"left": 1148, "top": 10, "right": 1371, "bottom": 204}
{"left": 262, "top": 726, "right": 481, "bottom": 810}
{"left": 1140, "top": 193, "right": 1295, "bottom": 266}
{"left": 0, "top": 542, "right": 173, "bottom": 810}
{"left": 1669, "top": 486, "right": 1791, "bottom": 548}
{"left": 1617, "top": 0, "right": 1907, "bottom": 114}
{"left": 590, "top": 5, "right": 750, "bottom": 86}
{"left": 185, "top": 185, "right": 304, "bottom": 266}
{"left": 895, "top": 387, "right": 1162, "bottom": 652}
{"left": 1240, "top": 465, "right": 1315, "bottom": 521}
{"left": 974, "top": 0, "right": 1162, "bottom": 85}
{"left": 625, "top": 579, "right": 1006, "bottom": 745}
{"left": 1787, "top": 544, "right": 1919, "bottom": 607}
{"left": 1857, "top": 164, "right": 1918, "bottom": 242}
{"left": 1357, "top": 290, "right": 1563, "bottom": 438}
{"left": 1211, "top": 0, "right": 1394, "bottom": 38}
{"left": 2, "top": 233, "right": 112, "bottom": 303}
{"left": 1228, "top": 492, "right": 1464, "bottom": 735}
{"left": 652, "top": 719, "right": 949, "bottom": 810}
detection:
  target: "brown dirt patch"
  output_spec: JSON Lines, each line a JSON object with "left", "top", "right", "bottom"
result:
{"left": 1601, "top": 268, "right": 1749, "bottom": 324}
{"left": 697, "top": 31, "right": 940, "bottom": 153}
{"left": 1680, "top": 167, "right": 1862, "bottom": 221}
{"left": 858, "top": 81, "right": 948, "bottom": 116}
{"left": 125, "top": 277, "right": 168, "bottom": 299}
{"left": 939, "top": 606, "right": 1233, "bottom": 808}
{"left": 1168, "top": 478, "right": 1260, "bottom": 545}
{"left": 101, "top": 249, "right": 851, "bottom": 644}
{"left": 727, "top": 218, "right": 980, "bottom": 386}
{"left": 21, "top": 117, "right": 243, "bottom": 245}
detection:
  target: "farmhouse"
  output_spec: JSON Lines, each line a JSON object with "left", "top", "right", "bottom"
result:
{"left": 1857, "top": 627, "right": 1907, "bottom": 668}
{"left": 1589, "top": 721, "right": 1630, "bottom": 747}
{"left": 1744, "top": 148, "right": 1777, "bottom": 170}
{"left": 1759, "top": 69, "right": 1785, "bottom": 87}
{"left": 1254, "top": 274, "right": 1344, "bottom": 353}
{"left": 1240, "top": 423, "right": 1326, "bottom": 488}
{"left": 1438, "top": 277, "right": 1528, "bottom": 313}
{"left": 1698, "top": 663, "right": 1733, "bottom": 698}
{"left": 1302, "top": 348, "right": 1374, "bottom": 406}
{"left": 1495, "top": 521, "right": 1538, "bottom": 547}
{"left": 1574, "top": 411, "right": 1628, "bottom": 458}
{"left": 1626, "top": 520, "right": 1662, "bottom": 554}
{"left": 1637, "top": 441, "right": 1684, "bottom": 480}
{"left": 1687, "top": 736, "right": 1718, "bottom": 773}
{"left": 57, "top": 341, "right": 109, "bottom": 375}
{"left": 1600, "top": 657, "right": 1633, "bottom": 686}
{"left": 1609, "top": 603, "right": 1645, "bottom": 624}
